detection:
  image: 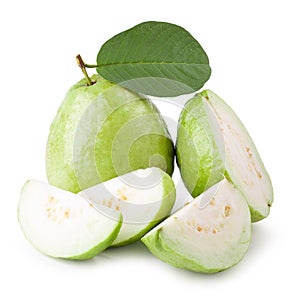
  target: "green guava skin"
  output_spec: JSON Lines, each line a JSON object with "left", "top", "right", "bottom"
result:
{"left": 111, "top": 169, "right": 176, "bottom": 247}
{"left": 142, "top": 228, "right": 218, "bottom": 273}
{"left": 176, "top": 90, "right": 273, "bottom": 222}
{"left": 176, "top": 92, "right": 224, "bottom": 197}
{"left": 142, "top": 225, "right": 250, "bottom": 273}
{"left": 68, "top": 216, "right": 122, "bottom": 260}
{"left": 46, "top": 74, "right": 174, "bottom": 193}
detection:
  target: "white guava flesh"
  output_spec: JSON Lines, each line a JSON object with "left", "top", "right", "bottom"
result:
{"left": 80, "top": 167, "right": 175, "bottom": 246}
{"left": 18, "top": 180, "right": 122, "bottom": 259}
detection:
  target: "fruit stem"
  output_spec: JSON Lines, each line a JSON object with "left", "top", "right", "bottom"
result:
{"left": 76, "top": 54, "right": 93, "bottom": 86}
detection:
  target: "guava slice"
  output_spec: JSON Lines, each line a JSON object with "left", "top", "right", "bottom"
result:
{"left": 80, "top": 167, "right": 176, "bottom": 247}
{"left": 142, "top": 179, "right": 251, "bottom": 273}
{"left": 18, "top": 180, "right": 122, "bottom": 260}
{"left": 176, "top": 90, "right": 273, "bottom": 221}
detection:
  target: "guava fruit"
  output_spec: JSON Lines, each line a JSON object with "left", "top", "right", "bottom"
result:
{"left": 18, "top": 180, "right": 122, "bottom": 260}
{"left": 80, "top": 167, "right": 176, "bottom": 247}
{"left": 142, "top": 179, "right": 251, "bottom": 273}
{"left": 46, "top": 74, "right": 174, "bottom": 193}
{"left": 176, "top": 90, "right": 273, "bottom": 221}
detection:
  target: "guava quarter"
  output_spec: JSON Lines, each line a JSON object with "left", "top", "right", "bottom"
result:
{"left": 18, "top": 180, "right": 122, "bottom": 260}
{"left": 142, "top": 179, "right": 251, "bottom": 273}
{"left": 176, "top": 90, "right": 273, "bottom": 222}
{"left": 80, "top": 167, "right": 176, "bottom": 247}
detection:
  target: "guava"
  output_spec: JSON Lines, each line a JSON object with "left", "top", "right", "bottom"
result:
{"left": 18, "top": 180, "right": 122, "bottom": 260}
{"left": 80, "top": 167, "right": 175, "bottom": 246}
{"left": 176, "top": 90, "right": 273, "bottom": 221}
{"left": 46, "top": 73, "right": 174, "bottom": 193}
{"left": 142, "top": 179, "right": 251, "bottom": 273}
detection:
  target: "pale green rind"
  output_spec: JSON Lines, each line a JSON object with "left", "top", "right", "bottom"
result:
{"left": 223, "top": 170, "right": 270, "bottom": 222}
{"left": 142, "top": 225, "right": 251, "bottom": 273}
{"left": 249, "top": 207, "right": 268, "bottom": 223}
{"left": 68, "top": 215, "right": 122, "bottom": 260}
{"left": 94, "top": 101, "right": 174, "bottom": 182}
{"left": 151, "top": 169, "right": 176, "bottom": 222}
{"left": 142, "top": 228, "right": 217, "bottom": 273}
{"left": 46, "top": 75, "right": 113, "bottom": 193}
{"left": 176, "top": 94, "right": 224, "bottom": 197}
{"left": 46, "top": 74, "right": 174, "bottom": 193}
{"left": 111, "top": 170, "right": 176, "bottom": 247}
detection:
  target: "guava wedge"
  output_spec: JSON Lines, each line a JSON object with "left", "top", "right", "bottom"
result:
{"left": 142, "top": 179, "right": 251, "bottom": 273}
{"left": 18, "top": 180, "right": 122, "bottom": 260}
{"left": 176, "top": 90, "right": 273, "bottom": 222}
{"left": 80, "top": 167, "right": 176, "bottom": 247}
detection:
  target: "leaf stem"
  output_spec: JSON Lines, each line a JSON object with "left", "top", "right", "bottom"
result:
{"left": 76, "top": 54, "right": 93, "bottom": 86}
{"left": 84, "top": 63, "right": 99, "bottom": 68}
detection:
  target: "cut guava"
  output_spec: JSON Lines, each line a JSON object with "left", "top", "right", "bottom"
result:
{"left": 142, "top": 179, "right": 251, "bottom": 273}
{"left": 80, "top": 167, "right": 176, "bottom": 247}
{"left": 18, "top": 180, "right": 122, "bottom": 260}
{"left": 176, "top": 90, "right": 273, "bottom": 221}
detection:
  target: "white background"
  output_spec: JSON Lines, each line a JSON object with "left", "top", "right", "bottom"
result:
{"left": 1, "top": 0, "right": 299, "bottom": 299}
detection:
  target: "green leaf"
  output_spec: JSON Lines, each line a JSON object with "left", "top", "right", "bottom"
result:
{"left": 96, "top": 21, "right": 211, "bottom": 97}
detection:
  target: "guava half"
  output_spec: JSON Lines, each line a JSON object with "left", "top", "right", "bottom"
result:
{"left": 18, "top": 180, "right": 122, "bottom": 260}
{"left": 176, "top": 90, "right": 273, "bottom": 221}
{"left": 142, "top": 179, "right": 251, "bottom": 273}
{"left": 80, "top": 167, "right": 176, "bottom": 247}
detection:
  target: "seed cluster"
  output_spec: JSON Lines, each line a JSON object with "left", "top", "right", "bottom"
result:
{"left": 45, "top": 195, "right": 90, "bottom": 224}
{"left": 183, "top": 203, "right": 232, "bottom": 235}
